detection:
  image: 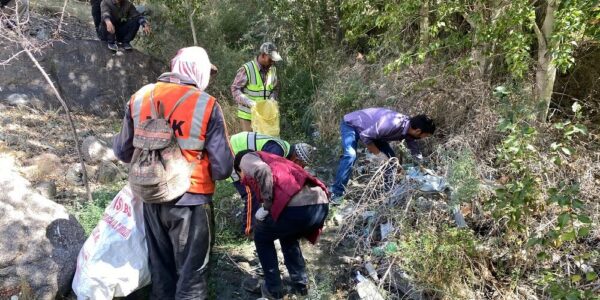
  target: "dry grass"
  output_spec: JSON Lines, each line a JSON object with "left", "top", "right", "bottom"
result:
{"left": 316, "top": 59, "right": 600, "bottom": 299}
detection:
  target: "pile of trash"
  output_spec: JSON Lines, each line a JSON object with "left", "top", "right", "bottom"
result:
{"left": 331, "top": 159, "right": 468, "bottom": 299}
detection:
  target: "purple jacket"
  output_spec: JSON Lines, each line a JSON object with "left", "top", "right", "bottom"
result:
{"left": 343, "top": 108, "right": 420, "bottom": 156}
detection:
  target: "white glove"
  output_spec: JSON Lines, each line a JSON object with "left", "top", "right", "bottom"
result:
{"left": 255, "top": 206, "right": 269, "bottom": 221}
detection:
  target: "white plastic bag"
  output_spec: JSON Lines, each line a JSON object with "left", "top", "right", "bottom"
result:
{"left": 72, "top": 185, "right": 150, "bottom": 299}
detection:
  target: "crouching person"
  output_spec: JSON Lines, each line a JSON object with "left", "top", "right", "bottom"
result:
{"left": 234, "top": 150, "right": 329, "bottom": 299}
{"left": 113, "top": 47, "right": 233, "bottom": 299}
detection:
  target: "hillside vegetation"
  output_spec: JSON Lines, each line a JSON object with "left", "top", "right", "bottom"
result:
{"left": 2, "top": 0, "right": 598, "bottom": 299}
{"left": 137, "top": 1, "right": 600, "bottom": 299}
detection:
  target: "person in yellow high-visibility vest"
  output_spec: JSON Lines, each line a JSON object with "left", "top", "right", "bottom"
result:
{"left": 231, "top": 42, "right": 282, "bottom": 132}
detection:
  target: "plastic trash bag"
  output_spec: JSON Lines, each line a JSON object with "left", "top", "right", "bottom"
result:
{"left": 406, "top": 167, "right": 448, "bottom": 192}
{"left": 72, "top": 185, "right": 150, "bottom": 300}
{"left": 251, "top": 99, "right": 280, "bottom": 137}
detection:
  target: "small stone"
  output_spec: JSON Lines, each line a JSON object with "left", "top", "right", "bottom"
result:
{"left": 34, "top": 181, "right": 57, "bottom": 199}
{"left": 23, "top": 153, "right": 63, "bottom": 181}
{"left": 97, "top": 160, "right": 120, "bottom": 184}
{"left": 6, "top": 93, "right": 29, "bottom": 106}
{"left": 66, "top": 163, "right": 84, "bottom": 186}
{"left": 4, "top": 135, "right": 19, "bottom": 146}
{"left": 81, "top": 135, "right": 116, "bottom": 163}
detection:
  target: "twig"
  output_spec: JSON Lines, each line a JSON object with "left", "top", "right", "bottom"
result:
{"left": 55, "top": 0, "right": 69, "bottom": 38}
{"left": 23, "top": 45, "right": 93, "bottom": 203}
{"left": 189, "top": 2, "right": 198, "bottom": 46}
{"left": 378, "top": 257, "right": 397, "bottom": 289}
{"left": 224, "top": 252, "right": 256, "bottom": 276}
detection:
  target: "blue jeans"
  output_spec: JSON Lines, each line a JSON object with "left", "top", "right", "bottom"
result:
{"left": 254, "top": 204, "right": 329, "bottom": 296}
{"left": 330, "top": 121, "right": 395, "bottom": 196}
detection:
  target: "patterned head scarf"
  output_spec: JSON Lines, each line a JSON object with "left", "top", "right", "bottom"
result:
{"left": 170, "top": 47, "right": 214, "bottom": 90}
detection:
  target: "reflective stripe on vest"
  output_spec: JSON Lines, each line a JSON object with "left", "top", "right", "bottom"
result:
{"left": 131, "top": 84, "right": 155, "bottom": 128}
{"left": 177, "top": 92, "right": 211, "bottom": 150}
{"left": 130, "top": 83, "right": 215, "bottom": 151}
{"left": 230, "top": 132, "right": 290, "bottom": 157}
{"left": 238, "top": 104, "right": 252, "bottom": 114}
{"left": 241, "top": 60, "right": 276, "bottom": 101}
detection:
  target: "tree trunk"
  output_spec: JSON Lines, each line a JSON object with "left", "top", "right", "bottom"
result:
{"left": 419, "top": 1, "right": 430, "bottom": 47}
{"left": 534, "top": 0, "right": 557, "bottom": 121}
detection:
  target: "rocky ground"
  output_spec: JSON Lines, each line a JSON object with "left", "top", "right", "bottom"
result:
{"left": 0, "top": 100, "right": 360, "bottom": 299}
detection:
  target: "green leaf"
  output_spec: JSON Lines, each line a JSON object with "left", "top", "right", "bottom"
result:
{"left": 561, "top": 230, "right": 576, "bottom": 241}
{"left": 578, "top": 226, "right": 590, "bottom": 237}
{"left": 586, "top": 272, "right": 598, "bottom": 281}
{"left": 551, "top": 156, "right": 562, "bottom": 165}
{"left": 537, "top": 251, "right": 550, "bottom": 260}
{"left": 558, "top": 213, "right": 571, "bottom": 228}
{"left": 527, "top": 237, "right": 542, "bottom": 247}
{"left": 571, "top": 274, "right": 582, "bottom": 283}
{"left": 573, "top": 200, "right": 584, "bottom": 209}
{"left": 573, "top": 124, "right": 588, "bottom": 135}
{"left": 577, "top": 215, "right": 591, "bottom": 223}
{"left": 561, "top": 147, "right": 572, "bottom": 155}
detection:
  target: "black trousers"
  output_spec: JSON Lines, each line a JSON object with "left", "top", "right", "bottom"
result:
{"left": 99, "top": 16, "right": 140, "bottom": 43}
{"left": 254, "top": 204, "right": 329, "bottom": 296}
{"left": 143, "top": 202, "right": 214, "bottom": 300}
{"left": 90, "top": 0, "right": 102, "bottom": 39}
{"left": 233, "top": 180, "right": 260, "bottom": 236}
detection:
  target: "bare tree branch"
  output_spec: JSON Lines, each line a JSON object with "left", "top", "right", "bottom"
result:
{"left": 55, "top": 0, "right": 69, "bottom": 38}
{"left": 22, "top": 44, "right": 94, "bottom": 203}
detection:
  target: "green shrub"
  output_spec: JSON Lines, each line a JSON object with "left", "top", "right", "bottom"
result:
{"left": 73, "top": 184, "right": 123, "bottom": 236}
{"left": 398, "top": 226, "right": 479, "bottom": 298}
{"left": 444, "top": 149, "right": 480, "bottom": 205}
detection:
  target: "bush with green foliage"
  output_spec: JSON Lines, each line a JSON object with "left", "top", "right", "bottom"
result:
{"left": 72, "top": 183, "right": 123, "bottom": 236}
{"left": 398, "top": 226, "right": 479, "bottom": 298}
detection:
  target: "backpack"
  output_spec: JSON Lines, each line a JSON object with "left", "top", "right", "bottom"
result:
{"left": 128, "top": 89, "right": 194, "bottom": 204}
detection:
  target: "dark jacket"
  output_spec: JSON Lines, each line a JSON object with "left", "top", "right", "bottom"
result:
{"left": 101, "top": 0, "right": 146, "bottom": 25}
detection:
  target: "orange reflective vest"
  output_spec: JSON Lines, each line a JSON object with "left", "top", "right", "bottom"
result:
{"left": 129, "top": 82, "right": 217, "bottom": 194}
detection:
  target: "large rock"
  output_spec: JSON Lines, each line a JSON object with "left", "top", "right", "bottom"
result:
{"left": 0, "top": 154, "right": 86, "bottom": 299}
{"left": 81, "top": 135, "right": 117, "bottom": 163}
{"left": 0, "top": 40, "right": 166, "bottom": 116}
{"left": 22, "top": 153, "right": 63, "bottom": 181}
{"left": 97, "top": 160, "right": 122, "bottom": 184}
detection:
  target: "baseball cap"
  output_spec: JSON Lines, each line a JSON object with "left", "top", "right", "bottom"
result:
{"left": 292, "top": 143, "right": 316, "bottom": 166}
{"left": 260, "top": 42, "right": 282, "bottom": 62}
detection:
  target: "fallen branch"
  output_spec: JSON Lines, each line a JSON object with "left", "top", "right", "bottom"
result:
{"left": 23, "top": 45, "right": 93, "bottom": 203}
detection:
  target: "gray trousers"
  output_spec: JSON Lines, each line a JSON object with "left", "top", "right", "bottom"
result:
{"left": 143, "top": 202, "right": 214, "bottom": 300}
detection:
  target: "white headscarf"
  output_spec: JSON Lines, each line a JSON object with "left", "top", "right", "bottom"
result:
{"left": 170, "top": 47, "right": 212, "bottom": 90}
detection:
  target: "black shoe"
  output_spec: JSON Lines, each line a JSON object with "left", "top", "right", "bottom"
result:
{"left": 122, "top": 42, "right": 133, "bottom": 51}
{"left": 290, "top": 283, "right": 308, "bottom": 296}
{"left": 261, "top": 282, "right": 284, "bottom": 300}
{"left": 242, "top": 277, "right": 261, "bottom": 294}
{"left": 107, "top": 42, "right": 118, "bottom": 51}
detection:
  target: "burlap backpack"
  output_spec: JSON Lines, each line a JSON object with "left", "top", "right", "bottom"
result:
{"left": 128, "top": 89, "right": 194, "bottom": 204}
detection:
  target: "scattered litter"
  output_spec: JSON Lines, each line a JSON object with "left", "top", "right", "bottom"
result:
{"left": 373, "top": 242, "right": 398, "bottom": 257}
{"left": 406, "top": 167, "right": 448, "bottom": 192}
{"left": 452, "top": 205, "right": 467, "bottom": 228}
{"left": 362, "top": 211, "right": 376, "bottom": 220}
{"left": 380, "top": 221, "right": 394, "bottom": 240}
{"left": 355, "top": 272, "right": 385, "bottom": 300}
{"left": 365, "top": 262, "right": 379, "bottom": 281}
{"left": 340, "top": 256, "right": 362, "bottom": 264}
